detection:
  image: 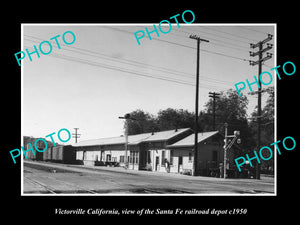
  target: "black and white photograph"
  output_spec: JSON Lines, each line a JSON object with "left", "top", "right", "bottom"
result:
{"left": 21, "top": 24, "right": 276, "bottom": 195}
{"left": 4, "top": 3, "right": 298, "bottom": 221}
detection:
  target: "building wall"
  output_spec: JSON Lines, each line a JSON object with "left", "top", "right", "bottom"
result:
{"left": 76, "top": 151, "right": 83, "bottom": 161}
{"left": 147, "top": 148, "right": 193, "bottom": 173}
{"left": 163, "top": 135, "right": 224, "bottom": 175}
{"left": 74, "top": 144, "right": 139, "bottom": 169}
{"left": 166, "top": 143, "right": 223, "bottom": 176}
{"left": 196, "top": 142, "right": 223, "bottom": 175}
{"left": 72, "top": 133, "right": 225, "bottom": 174}
{"left": 170, "top": 148, "right": 193, "bottom": 174}
{"left": 148, "top": 149, "right": 168, "bottom": 172}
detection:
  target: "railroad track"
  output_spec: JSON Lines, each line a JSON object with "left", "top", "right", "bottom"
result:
{"left": 47, "top": 176, "right": 98, "bottom": 194}
{"left": 24, "top": 176, "right": 98, "bottom": 194}
{"left": 24, "top": 177, "right": 58, "bottom": 194}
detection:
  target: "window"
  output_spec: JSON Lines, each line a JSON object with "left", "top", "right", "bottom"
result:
{"left": 120, "top": 155, "right": 125, "bottom": 163}
{"left": 147, "top": 151, "right": 151, "bottom": 164}
{"left": 106, "top": 154, "right": 111, "bottom": 162}
{"left": 134, "top": 152, "right": 139, "bottom": 164}
{"left": 161, "top": 150, "right": 165, "bottom": 166}
{"left": 188, "top": 152, "right": 193, "bottom": 162}
{"left": 170, "top": 150, "right": 174, "bottom": 165}
{"left": 129, "top": 152, "right": 133, "bottom": 163}
{"left": 178, "top": 155, "right": 183, "bottom": 165}
{"left": 129, "top": 151, "right": 138, "bottom": 164}
{"left": 212, "top": 151, "right": 218, "bottom": 162}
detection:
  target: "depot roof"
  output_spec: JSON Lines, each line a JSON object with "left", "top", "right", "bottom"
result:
{"left": 72, "top": 128, "right": 191, "bottom": 147}
{"left": 167, "top": 131, "right": 219, "bottom": 148}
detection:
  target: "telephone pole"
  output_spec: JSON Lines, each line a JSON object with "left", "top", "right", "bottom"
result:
{"left": 209, "top": 92, "right": 220, "bottom": 130}
{"left": 224, "top": 123, "right": 228, "bottom": 178}
{"left": 223, "top": 124, "right": 241, "bottom": 179}
{"left": 72, "top": 128, "right": 81, "bottom": 143}
{"left": 118, "top": 113, "right": 136, "bottom": 169}
{"left": 249, "top": 34, "right": 273, "bottom": 180}
{"left": 189, "top": 34, "right": 209, "bottom": 176}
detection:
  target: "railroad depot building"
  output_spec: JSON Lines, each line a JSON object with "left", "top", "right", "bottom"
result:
{"left": 72, "top": 128, "right": 192, "bottom": 170}
{"left": 167, "top": 131, "right": 225, "bottom": 176}
{"left": 72, "top": 128, "right": 230, "bottom": 176}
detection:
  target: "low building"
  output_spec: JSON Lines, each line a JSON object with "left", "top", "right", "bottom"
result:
{"left": 138, "top": 128, "right": 193, "bottom": 172}
{"left": 72, "top": 129, "right": 239, "bottom": 176}
{"left": 167, "top": 131, "right": 224, "bottom": 176}
{"left": 73, "top": 133, "right": 151, "bottom": 169}
{"left": 72, "top": 128, "right": 192, "bottom": 170}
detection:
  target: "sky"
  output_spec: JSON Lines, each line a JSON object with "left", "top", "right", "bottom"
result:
{"left": 22, "top": 23, "right": 275, "bottom": 144}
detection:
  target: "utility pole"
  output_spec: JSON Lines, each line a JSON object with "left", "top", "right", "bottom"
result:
{"left": 209, "top": 92, "right": 220, "bottom": 130}
{"left": 72, "top": 128, "right": 81, "bottom": 143}
{"left": 224, "top": 123, "right": 228, "bottom": 178}
{"left": 250, "top": 34, "right": 273, "bottom": 180}
{"left": 118, "top": 113, "right": 136, "bottom": 169}
{"left": 223, "top": 124, "right": 241, "bottom": 179}
{"left": 189, "top": 34, "right": 209, "bottom": 176}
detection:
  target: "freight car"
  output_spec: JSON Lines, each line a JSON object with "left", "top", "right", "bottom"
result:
{"left": 23, "top": 136, "right": 46, "bottom": 161}
{"left": 42, "top": 146, "right": 52, "bottom": 161}
{"left": 51, "top": 145, "right": 79, "bottom": 164}
{"left": 24, "top": 146, "right": 44, "bottom": 161}
{"left": 23, "top": 136, "right": 83, "bottom": 165}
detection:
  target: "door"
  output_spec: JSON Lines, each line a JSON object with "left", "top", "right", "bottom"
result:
{"left": 178, "top": 156, "right": 183, "bottom": 173}
{"left": 100, "top": 151, "right": 104, "bottom": 161}
{"left": 155, "top": 156, "right": 159, "bottom": 171}
{"left": 132, "top": 151, "right": 136, "bottom": 170}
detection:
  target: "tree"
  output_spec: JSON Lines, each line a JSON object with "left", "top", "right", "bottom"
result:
{"left": 157, "top": 108, "right": 195, "bottom": 131}
{"left": 249, "top": 87, "right": 274, "bottom": 173}
{"left": 126, "top": 109, "right": 159, "bottom": 135}
{"left": 201, "top": 89, "right": 255, "bottom": 154}
{"left": 250, "top": 86, "right": 274, "bottom": 145}
{"left": 126, "top": 108, "right": 195, "bottom": 135}
{"left": 202, "top": 89, "right": 248, "bottom": 129}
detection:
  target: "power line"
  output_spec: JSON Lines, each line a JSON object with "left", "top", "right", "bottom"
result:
{"left": 47, "top": 51, "right": 228, "bottom": 91}
{"left": 208, "top": 41, "right": 250, "bottom": 53}
{"left": 238, "top": 26, "right": 270, "bottom": 35}
{"left": 24, "top": 45, "right": 231, "bottom": 91}
{"left": 262, "top": 63, "right": 274, "bottom": 69}
{"left": 48, "top": 52, "right": 195, "bottom": 86}
{"left": 103, "top": 27, "right": 252, "bottom": 62}
{"left": 180, "top": 27, "right": 252, "bottom": 46}
{"left": 176, "top": 28, "right": 251, "bottom": 50}
{"left": 27, "top": 32, "right": 250, "bottom": 64}
{"left": 202, "top": 27, "right": 260, "bottom": 42}
{"left": 169, "top": 32, "right": 250, "bottom": 53}
{"left": 26, "top": 46, "right": 233, "bottom": 90}
{"left": 25, "top": 35, "right": 195, "bottom": 79}
{"left": 24, "top": 35, "right": 234, "bottom": 86}
{"left": 23, "top": 31, "right": 249, "bottom": 90}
